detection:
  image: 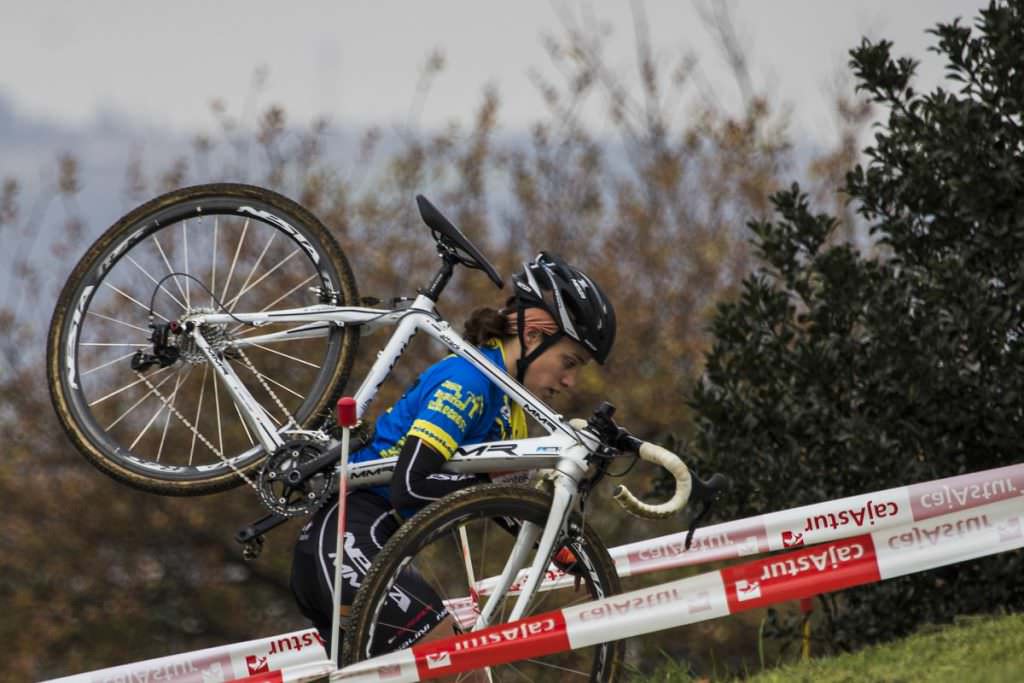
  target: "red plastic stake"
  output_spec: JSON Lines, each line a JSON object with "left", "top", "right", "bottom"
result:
{"left": 337, "top": 397, "right": 357, "bottom": 428}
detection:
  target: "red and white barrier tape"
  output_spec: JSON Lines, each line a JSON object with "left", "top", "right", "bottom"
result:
{"left": 47, "top": 463, "right": 1024, "bottom": 683}
{"left": 475, "top": 462, "right": 1024, "bottom": 596}
{"left": 336, "top": 493, "right": 1024, "bottom": 681}
{"left": 45, "top": 629, "right": 330, "bottom": 683}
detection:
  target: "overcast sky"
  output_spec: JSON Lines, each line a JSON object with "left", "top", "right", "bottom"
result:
{"left": 1, "top": 1, "right": 987, "bottom": 141}
{"left": 0, "top": 1, "right": 994, "bottom": 338}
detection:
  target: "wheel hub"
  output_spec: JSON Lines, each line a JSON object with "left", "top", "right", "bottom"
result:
{"left": 177, "top": 308, "right": 234, "bottom": 363}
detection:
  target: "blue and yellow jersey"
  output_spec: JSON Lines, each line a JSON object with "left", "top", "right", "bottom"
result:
{"left": 351, "top": 339, "right": 526, "bottom": 502}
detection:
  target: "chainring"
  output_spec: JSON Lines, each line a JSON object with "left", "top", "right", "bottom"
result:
{"left": 258, "top": 439, "right": 336, "bottom": 517}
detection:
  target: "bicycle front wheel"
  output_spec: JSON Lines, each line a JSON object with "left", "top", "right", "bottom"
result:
{"left": 343, "top": 484, "right": 624, "bottom": 681}
{"left": 46, "top": 183, "right": 359, "bottom": 495}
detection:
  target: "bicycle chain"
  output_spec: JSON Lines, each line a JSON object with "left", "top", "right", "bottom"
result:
{"left": 134, "top": 368, "right": 262, "bottom": 493}
{"left": 134, "top": 337, "right": 314, "bottom": 494}
{"left": 235, "top": 346, "right": 298, "bottom": 431}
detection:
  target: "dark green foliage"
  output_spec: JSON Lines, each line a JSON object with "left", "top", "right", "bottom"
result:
{"left": 688, "top": 0, "right": 1024, "bottom": 650}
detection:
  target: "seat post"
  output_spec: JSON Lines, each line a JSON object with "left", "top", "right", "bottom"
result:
{"left": 420, "top": 254, "right": 457, "bottom": 301}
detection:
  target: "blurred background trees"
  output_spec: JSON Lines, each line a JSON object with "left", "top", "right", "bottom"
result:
{"left": 9, "top": 0, "right": 1019, "bottom": 680}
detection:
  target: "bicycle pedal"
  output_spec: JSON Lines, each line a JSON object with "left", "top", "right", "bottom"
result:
{"left": 241, "top": 535, "right": 265, "bottom": 561}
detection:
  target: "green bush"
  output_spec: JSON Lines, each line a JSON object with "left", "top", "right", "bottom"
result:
{"left": 687, "top": 0, "right": 1024, "bottom": 651}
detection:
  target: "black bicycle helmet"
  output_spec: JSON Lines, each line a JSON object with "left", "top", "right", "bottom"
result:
{"left": 509, "top": 252, "right": 616, "bottom": 382}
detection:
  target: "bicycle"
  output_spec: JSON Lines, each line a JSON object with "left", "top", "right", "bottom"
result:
{"left": 47, "top": 183, "right": 724, "bottom": 680}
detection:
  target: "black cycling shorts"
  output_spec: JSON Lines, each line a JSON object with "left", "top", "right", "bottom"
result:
{"left": 290, "top": 490, "right": 448, "bottom": 661}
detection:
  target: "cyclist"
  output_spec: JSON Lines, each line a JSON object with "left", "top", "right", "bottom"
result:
{"left": 290, "top": 252, "right": 616, "bottom": 662}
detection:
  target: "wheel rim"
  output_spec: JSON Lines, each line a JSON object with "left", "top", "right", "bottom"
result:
{"left": 58, "top": 194, "right": 348, "bottom": 484}
{"left": 353, "top": 497, "right": 618, "bottom": 681}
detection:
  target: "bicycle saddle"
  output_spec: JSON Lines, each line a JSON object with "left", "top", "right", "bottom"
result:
{"left": 416, "top": 195, "right": 504, "bottom": 289}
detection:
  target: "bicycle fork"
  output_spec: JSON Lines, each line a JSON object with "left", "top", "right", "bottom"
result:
{"left": 473, "top": 468, "right": 580, "bottom": 629}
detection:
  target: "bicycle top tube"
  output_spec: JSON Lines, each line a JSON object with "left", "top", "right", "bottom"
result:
{"left": 344, "top": 435, "right": 576, "bottom": 489}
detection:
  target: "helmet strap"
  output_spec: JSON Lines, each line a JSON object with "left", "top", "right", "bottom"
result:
{"left": 515, "top": 302, "right": 564, "bottom": 383}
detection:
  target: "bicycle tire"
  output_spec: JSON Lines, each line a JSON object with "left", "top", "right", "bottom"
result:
{"left": 46, "top": 183, "right": 359, "bottom": 495}
{"left": 343, "top": 484, "right": 624, "bottom": 681}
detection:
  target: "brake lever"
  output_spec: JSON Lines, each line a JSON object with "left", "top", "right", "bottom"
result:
{"left": 684, "top": 472, "right": 732, "bottom": 550}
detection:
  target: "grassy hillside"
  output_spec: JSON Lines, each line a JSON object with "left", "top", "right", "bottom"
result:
{"left": 636, "top": 612, "right": 1024, "bottom": 683}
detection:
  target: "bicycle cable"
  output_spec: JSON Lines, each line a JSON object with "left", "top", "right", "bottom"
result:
{"left": 147, "top": 271, "right": 254, "bottom": 326}
{"left": 604, "top": 453, "right": 640, "bottom": 478}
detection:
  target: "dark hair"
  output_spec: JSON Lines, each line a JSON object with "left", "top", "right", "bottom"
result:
{"left": 463, "top": 307, "right": 509, "bottom": 346}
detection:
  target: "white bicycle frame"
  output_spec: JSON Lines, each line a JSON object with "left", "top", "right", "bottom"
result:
{"left": 184, "top": 292, "right": 603, "bottom": 624}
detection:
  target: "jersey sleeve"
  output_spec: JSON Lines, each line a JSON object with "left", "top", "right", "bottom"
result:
{"left": 406, "top": 369, "right": 489, "bottom": 460}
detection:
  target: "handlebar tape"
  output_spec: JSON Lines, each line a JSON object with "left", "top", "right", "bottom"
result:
{"left": 613, "top": 442, "right": 693, "bottom": 519}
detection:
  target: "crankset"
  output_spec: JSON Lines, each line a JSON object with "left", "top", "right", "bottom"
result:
{"left": 257, "top": 439, "right": 336, "bottom": 517}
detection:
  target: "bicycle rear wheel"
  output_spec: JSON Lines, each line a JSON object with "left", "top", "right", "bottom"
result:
{"left": 343, "top": 484, "right": 624, "bottom": 681}
{"left": 46, "top": 183, "right": 359, "bottom": 495}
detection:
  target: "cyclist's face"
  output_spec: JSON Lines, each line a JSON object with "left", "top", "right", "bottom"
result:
{"left": 522, "top": 334, "right": 591, "bottom": 401}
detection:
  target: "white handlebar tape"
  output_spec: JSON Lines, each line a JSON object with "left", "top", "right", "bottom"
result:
{"left": 613, "top": 442, "right": 692, "bottom": 519}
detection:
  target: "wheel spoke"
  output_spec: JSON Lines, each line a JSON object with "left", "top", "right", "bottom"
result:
{"left": 105, "top": 371, "right": 176, "bottom": 430}
{"left": 232, "top": 399, "right": 256, "bottom": 446}
{"left": 453, "top": 526, "right": 481, "bottom": 610}
{"left": 418, "top": 555, "right": 454, "bottom": 604}
{"left": 82, "top": 351, "right": 143, "bottom": 377}
{"left": 88, "top": 365, "right": 172, "bottom": 407}
{"left": 250, "top": 343, "right": 320, "bottom": 369}
{"left": 479, "top": 520, "right": 491, "bottom": 600}
{"left": 182, "top": 220, "right": 192, "bottom": 309}
{"left": 125, "top": 255, "right": 187, "bottom": 311}
{"left": 519, "top": 658, "right": 589, "bottom": 676}
{"left": 225, "top": 248, "right": 299, "bottom": 311}
{"left": 370, "top": 618, "right": 431, "bottom": 637}
{"left": 221, "top": 218, "right": 250, "bottom": 302}
{"left": 81, "top": 342, "right": 150, "bottom": 347}
{"left": 228, "top": 273, "right": 318, "bottom": 334}
{"left": 210, "top": 217, "right": 219, "bottom": 308}
{"left": 502, "top": 661, "right": 535, "bottom": 682}
{"left": 151, "top": 234, "right": 190, "bottom": 308}
{"left": 130, "top": 367, "right": 187, "bottom": 451}
{"left": 387, "top": 579, "right": 450, "bottom": 623}
{"left": 228, "top": 231, "right": 276, "bottom": 312}
{"left": 86, "top": 309, "right": 153, "bottom": 335}
{"left": 104, "top": 281, "right": 170, "bottom": 322}
{"left": 524, "top": 579, "right": 556, "bottom": 616}
{"left": 245, "top": 364, "right": 304, "bottom": 400}
{"left": 189, "top": 363, "right": 209, "bottom": 466}
{"left": 157, "top": 368, "right": 189, "bottom": 461}
{"left": 130, "top": 400, "right": 168, "bottom": 452}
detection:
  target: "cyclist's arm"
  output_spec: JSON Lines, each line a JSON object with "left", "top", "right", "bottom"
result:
{"left": 389, "top": 436, "right": 483, "bottom": 510}
{"left": 389, "top": 373, "right": 489, "bottom": 510}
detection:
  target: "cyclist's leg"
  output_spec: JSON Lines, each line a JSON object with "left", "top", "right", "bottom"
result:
{"left": 291, "top": 490, "right": 404, "bottom": 659}
{"left": 291, "top": 489, "right": 451, "bottom": 663}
